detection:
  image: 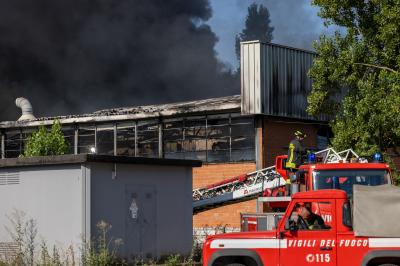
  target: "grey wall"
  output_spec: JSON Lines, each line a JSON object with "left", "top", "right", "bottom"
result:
{"left": 241, "top": 41, "right": 327, "bottom": 121}
{"left": 0, "top": 165, "right": 84, "bottom": 249}
{"left": 89, "top": 162, "right": 193, "bottom": 259}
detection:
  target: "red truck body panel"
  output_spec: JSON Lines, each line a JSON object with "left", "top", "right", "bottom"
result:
{"left": 204, "top": 190, "right": 400, "bottom": 266}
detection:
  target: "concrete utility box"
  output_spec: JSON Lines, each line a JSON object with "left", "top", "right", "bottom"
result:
{"left": 0, "top": 154, "right": 201, "bottom": 260}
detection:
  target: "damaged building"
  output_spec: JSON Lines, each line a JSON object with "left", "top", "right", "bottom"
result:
{"left": 0, "top": 41, "right": 329, "bottom": 230}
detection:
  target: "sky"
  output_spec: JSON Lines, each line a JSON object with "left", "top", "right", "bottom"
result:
{"left": 0, "top": 0, "right": 339, "bottom": 120}
{"left": 208, "top": 0, "right": 334, "bottom": 68}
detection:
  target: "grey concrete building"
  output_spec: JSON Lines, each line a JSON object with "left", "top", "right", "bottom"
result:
{"left": 0, "top": 155, "right": 201, "bottom": 260}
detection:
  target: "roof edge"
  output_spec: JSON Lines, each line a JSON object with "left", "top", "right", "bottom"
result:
{"left": 0, "top": 95, "right": 241, "bottom": 129}
{"left": 0, "top": 154, "right": 202, "bottom": 169}
{"left": 292, "top": 189, "right": 348, "bottom": 199}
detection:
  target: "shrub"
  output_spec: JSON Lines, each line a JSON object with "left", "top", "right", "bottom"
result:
{"left": 81, "top": 220, "right": 125, "bottom": 266}
{"left": 0, "top": 211, "right": 123, "bottom": 266}
{"left": 24, "top": 120, "right": 69, "bottom": 157}
{"left": 165, "top": 254, "right": 181, "bottom": 266}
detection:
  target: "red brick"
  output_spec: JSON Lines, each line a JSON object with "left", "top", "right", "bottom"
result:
{"left": 193, "top": 163, "right": 256, "bottom": 228}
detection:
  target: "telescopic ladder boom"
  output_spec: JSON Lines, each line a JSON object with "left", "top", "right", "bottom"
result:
{"left": 192, "top": 148, "right": 360, "bottom": 212}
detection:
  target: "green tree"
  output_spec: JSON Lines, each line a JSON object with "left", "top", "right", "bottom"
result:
{"left": 235, "top": 3, "right": 274, "bottom": 61}
{"left": 24, "top": 120, "right": 69, "bottom": 157}
{"left": 307, "top": 0, "right": 400, "bottom": 157}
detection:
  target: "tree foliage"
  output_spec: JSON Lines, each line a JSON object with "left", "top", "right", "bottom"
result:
{"left": 308, "top": 0, "right": 400, "bottom": 156}
{"left": 24, "top": 120, "right": 69, "bottom": 157}
{"left": 235, "top": 3, "right": 274, "bottom": 60}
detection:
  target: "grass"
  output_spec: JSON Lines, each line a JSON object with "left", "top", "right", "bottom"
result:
{"left": 0, "top": 210, "right": 204, "bottom": 265}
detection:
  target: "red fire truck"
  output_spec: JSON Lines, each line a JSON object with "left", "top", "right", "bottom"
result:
{"left": 203, "top": 188, "right": 400, "bottom": 266}
{"left": 241, "top": 151, "right": 392, "bottom": 231}
{"left": 193, "top": 148, "right": 392, "bottom": 215}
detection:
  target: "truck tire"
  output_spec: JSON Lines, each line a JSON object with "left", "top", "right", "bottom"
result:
{"left": 226, "top": 264, "right": 246, "bottom": 266}
{"left": 378, "top": 264, "right": 399, "bottom": 266}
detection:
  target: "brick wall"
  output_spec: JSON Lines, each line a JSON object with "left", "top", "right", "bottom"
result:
{"left": 192, "top": 117, "right": 327, "bottom": 229}
{"left": 263, "top": 117, "right": 321, "bottom": 167}
{"left": 392, "top": 156, "right": 400, "bottom": 171}
{"left": 193, "top": 199, "right": 257, "bottom": 228}
{"left": 193, "top": 162, "right": 256, "bottom": 228}
{"left": 193, "top": 162, "right": 256, "bottom": 188}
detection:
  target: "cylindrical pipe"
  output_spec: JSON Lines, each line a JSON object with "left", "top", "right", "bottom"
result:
{"left": 15, "top": 97, "right": 36, "bottom": 121}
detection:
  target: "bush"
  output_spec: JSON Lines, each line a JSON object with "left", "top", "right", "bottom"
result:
{"left": 1, "top": 210, "right": 200, "bottom": 265}
{"left": 23, "top": 120, "right": 69, "bottom": 157}
{"left": 165, "top": 254, "right": 181, "bottom": 266}
{"left": 0, "top": 211, "right": 124, "bottom": 266}
{"left": 80, "top": 221, "right": 125, "bottom": 266}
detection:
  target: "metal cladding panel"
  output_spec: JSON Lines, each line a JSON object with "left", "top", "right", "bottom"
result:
{"left": 241, "top": 42, "right": 262, "bottom": 114}
{"left": 241, "top": 41, "right": 328, "bottom": 121}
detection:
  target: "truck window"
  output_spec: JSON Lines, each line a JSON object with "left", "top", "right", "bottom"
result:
{"left": 342, "top": 201, "right": 352, "bottom": 228}
{"left": 313, "top": 169, "right": 389, "bottom": 198}
{"left": 289, "top": 201, "right": 332, "bottom": 230}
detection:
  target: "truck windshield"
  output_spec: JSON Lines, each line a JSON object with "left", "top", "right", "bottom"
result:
{"left": 313, "top": 169, "right": 390, "bottom": 198}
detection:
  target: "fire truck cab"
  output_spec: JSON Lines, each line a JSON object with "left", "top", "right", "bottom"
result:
{"left": 242, "top": 153, "right": 392, "bottom": 232}
{"left": 204, "top": 189, "right": 400, "bottom": 266}
{"left": 291, "top": 161, "right": 391, "bottom": 197}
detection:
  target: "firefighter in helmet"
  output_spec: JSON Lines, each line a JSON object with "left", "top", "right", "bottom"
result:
{"left": 286, "top": 130, "right": 307, "bottom": 170}
{"left": 294, "top": 202, "right": 329, "bottom": 230}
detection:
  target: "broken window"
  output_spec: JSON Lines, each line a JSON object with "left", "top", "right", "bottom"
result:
{"left": 230, "top": 115, "right": 255, "bottom": 162}
{"left": 183, "top": 116, "right": 206, "bottom": 161}
{"left": 4, "top": 130, "right": 22, "bottom": 158}
{"left": 4, "top": 126, "right": 76, "bottom": 157}
{"left": 117, "top": 122, "right": 136, "bottom": 156}
{"left": 21, "top": 128, "right": 37, "bottom": 155}
{"left": 137, "top": 120, "right": 159, "bottom": 158}
{"left": 206, "top": 114, "right": 230, "bottom": 162}
{"left": 61, "top": 126, "right": 75, "bottom": 154}
{"left": 96, "top": 124, "right": 115, "bottom": 155}
{"left": 78, "top": 125, "right": 96, "bottom": 154}
{"left": 163, "top": 119, "right": 184, "bottom": 159}
{"left": 161, "top": 114, "right": 255, "bottom": 163}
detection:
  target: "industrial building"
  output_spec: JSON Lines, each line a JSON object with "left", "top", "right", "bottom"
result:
{"left": 0, "top": 41, "right": 329, "bottom": 231}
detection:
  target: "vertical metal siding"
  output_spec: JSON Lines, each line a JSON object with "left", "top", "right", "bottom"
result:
{"left": 241, "top": 41, "right": 327, "bottom": 121}
{"left": 241, "top": 42, "right": 262, "bottom": 114}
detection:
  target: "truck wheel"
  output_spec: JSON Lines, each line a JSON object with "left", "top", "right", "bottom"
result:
{"left": 378, "top": 264, "right": 399, "bottom": 266}
{"left": 226, "top": 264, "right": 246, "bottom": 266}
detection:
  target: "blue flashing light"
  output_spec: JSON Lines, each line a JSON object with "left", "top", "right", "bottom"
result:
{"left": 373, "top": 152, "right": 383, "bottom": 162}
{"left": 308, "top": 152, "right": 316, "bottom": 163}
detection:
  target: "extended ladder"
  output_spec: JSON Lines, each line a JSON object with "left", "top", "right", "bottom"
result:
{"left": 192, "top": 148, "right": 360, "bottom": 212}
{"left": 315, "top": 148, "right": 361, "bottom": 163}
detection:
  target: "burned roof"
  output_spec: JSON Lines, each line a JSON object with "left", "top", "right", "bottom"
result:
{"left": 0, "top": 95, "right": 241, "bottom": 128}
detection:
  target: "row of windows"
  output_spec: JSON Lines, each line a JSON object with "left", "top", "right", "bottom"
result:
{"left": 0, "top": 113, "right": 256, "bottom": 163}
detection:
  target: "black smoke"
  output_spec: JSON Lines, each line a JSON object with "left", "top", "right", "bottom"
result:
{"left": 0, "top": 0, "right": 238, "bottom": 121}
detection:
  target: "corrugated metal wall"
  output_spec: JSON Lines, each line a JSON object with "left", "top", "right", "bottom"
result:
{"left": 241, "top": 41, "right": 327, "bottom": 121}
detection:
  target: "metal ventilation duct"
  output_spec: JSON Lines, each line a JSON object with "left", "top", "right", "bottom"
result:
{"left": 15, "top": 97, "right": 36, "bottom": 121}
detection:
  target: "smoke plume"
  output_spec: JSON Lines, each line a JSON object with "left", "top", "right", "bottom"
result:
{"left": 0, "top": 0, "right": 238, "bottom": 121}
{"left": 209, "top": 0, "right": 339, "bottom": 68}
